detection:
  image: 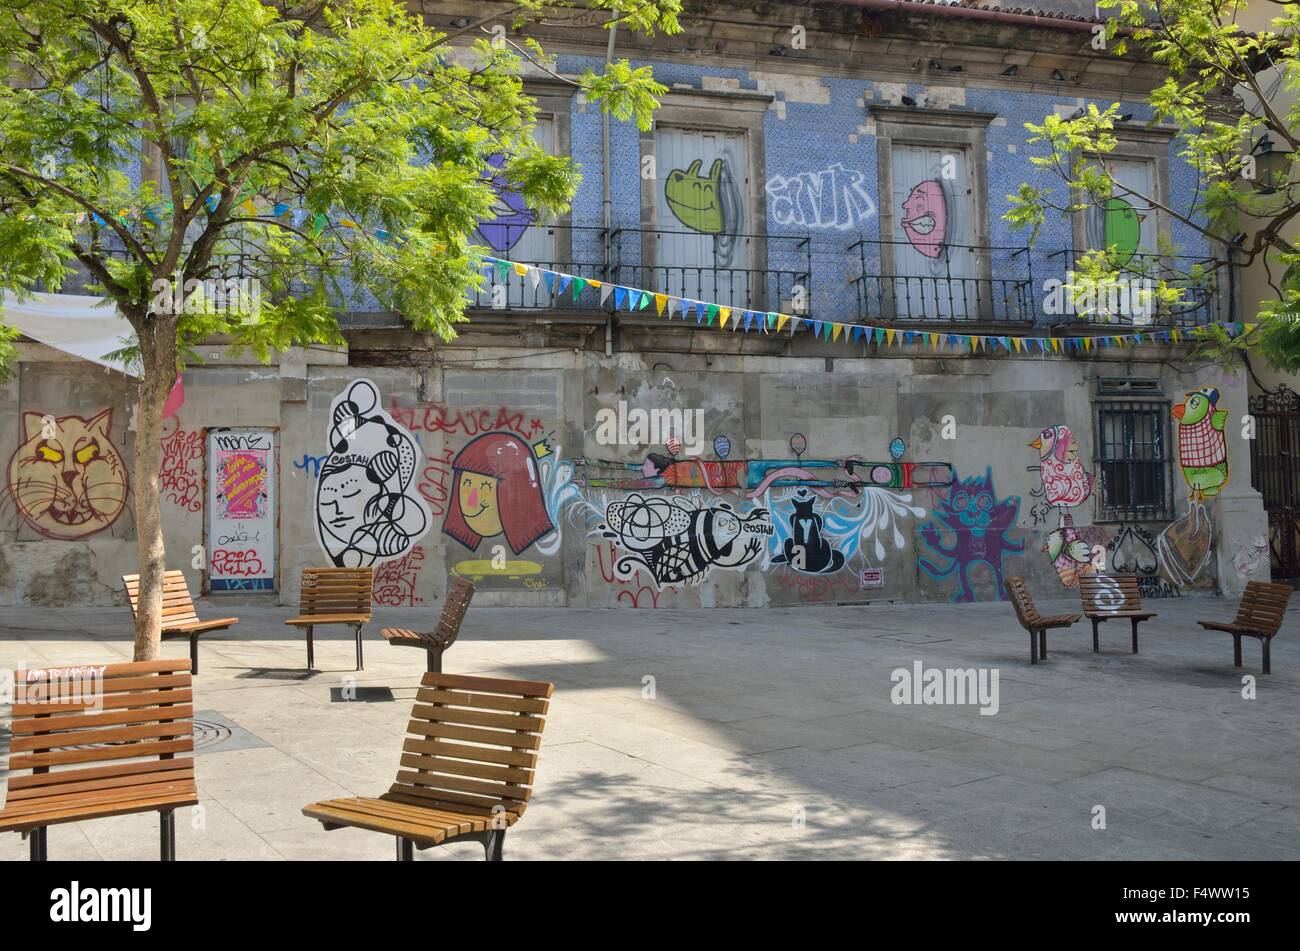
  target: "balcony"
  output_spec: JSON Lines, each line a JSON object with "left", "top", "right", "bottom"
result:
{"left": 850, "top": 239, "right": 1231, "bottom": 329}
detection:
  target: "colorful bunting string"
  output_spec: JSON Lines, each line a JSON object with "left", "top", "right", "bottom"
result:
{"left": 480, "top": 256, "right": 1253, "bottom": 355}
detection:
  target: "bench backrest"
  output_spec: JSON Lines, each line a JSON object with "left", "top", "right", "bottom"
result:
{"left": 389, "top": 672, "right": 554, "bottom": 819}
{"left": 1, "top": 660, "right": 195, "bottom": 811}
{"left": 298, "top": 566, "right": 373, "bottom": 617}
{"left": 1006, "top": 577, "right": 1040, "bottom": 630}
{"left": 1234, "top": 581, "right": 1293, "bottom": 636}
{"left": 1079, "top": 574, "right": 1142, "bottom": 614}
{"left": 123, "top": 570, "right": 200, "bottom": 627}
{"left": 434, "top": 579, "right": 476, "bottom": 648}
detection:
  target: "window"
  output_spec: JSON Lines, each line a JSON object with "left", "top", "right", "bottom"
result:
{"left": 1094, "top": 400, "right": 1174, "bottom": 521}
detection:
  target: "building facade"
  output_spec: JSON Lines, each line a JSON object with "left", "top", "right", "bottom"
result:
{"left": 0, "top": 1, "right": 1273, "bottom": 608}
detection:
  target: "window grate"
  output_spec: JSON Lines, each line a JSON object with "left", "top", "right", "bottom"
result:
{"left": 1094, "top": 399, "right": 1173, "bottom": 522}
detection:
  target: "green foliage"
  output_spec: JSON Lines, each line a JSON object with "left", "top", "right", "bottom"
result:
{"left": 1006, "top": 0, "right": 1300, "bottom": 371}
{"left": 0, "top": 0, "right": 681, "bottom": 374}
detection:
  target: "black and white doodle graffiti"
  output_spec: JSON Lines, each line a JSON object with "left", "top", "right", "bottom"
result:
{"left": 314, "top": 378, "right": 432, "bottom": 567}
{"left": 770, "top": 489, "right": 846, "bottom": 574}
{"left": 600, "top": 493, "right": 770, "bottom": 587}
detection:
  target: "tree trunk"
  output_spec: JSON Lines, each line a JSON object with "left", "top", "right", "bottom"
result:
{"left": 131, "top": 317, "right": 178, "bottom": 662}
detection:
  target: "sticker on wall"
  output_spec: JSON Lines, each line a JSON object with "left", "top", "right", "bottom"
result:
{"left": 6, "top": 409, "right": 129, "bottom": 540}
{"left": 208, "top": 429, "right": 276, "bottom": 591}
{"left": 314, "top": 379, "right": 432, "bottom": 567}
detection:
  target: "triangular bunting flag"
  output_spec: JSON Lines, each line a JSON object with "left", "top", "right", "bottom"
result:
{"left": 719, "top": 309, "right": 731, "bottom": 329}
{"left": 655, "top": 293, "right": 667, "bottom": 316}
{"left": 573, "top": 277, "right": 588, "bottom": 299}
{"left": 556, "top": 275, "right": 573, "bottom": 296}
{"left": 543, "top": 271, "right": 557, "bottom": 294}
{"left": 716, "top": 307, "right": 727, "bottom": 327}
{"left": 614, "top": 286, "right": 627, "bottom": 309}
{"left": 600, "top": 282, "right": 613, "bottom": 304}
{"left": 513, "top": 262, "right": 529, "bottom": 278}
{"left": 812, "top": 320, "right": 823, "bottom": 337}
{"left": 777, "top": 314, "right": 790, "bottom": 333}
{"left": 886, "top": 329, "right": 896, "bottom": 347}
{"left": 832, "top": 323, "right": 843, "bottom": 342}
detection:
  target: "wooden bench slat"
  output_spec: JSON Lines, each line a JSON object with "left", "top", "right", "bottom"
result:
{"left": 11, "top": 719, "right": 194, "bottom": 753}
{"left": 398, "top": 751, "right": 533, "bottom": 785}
{"left": 5, "top": 756, "right": 194, "bottom": 792}
{"left": 414, "top": 687, "right": 549, "bottom": 715}
{"left": 5, "top": 765, "right": 195, "bottom": 801}
{"left": 406, "top": 719, "right": 543, "bottom": 750}
{"left": 11, "top": 681, "right": 191, "bottom": 717}
{"left": 401, "top": 737, "right": 538, "bottom": 769}
{"left": 409, "top": 703, "right": 545, "bottom": 733}
{"left": 421, "top": 671, "right": 555, "bottom": 698}
{"left": 8, "top": 737, "right": 194, "bottom": 772}
{"left": 9, "top": 703, "right": 194, "bottom": 735}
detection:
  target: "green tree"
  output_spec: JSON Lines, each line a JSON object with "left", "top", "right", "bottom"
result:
{"left": 1005, "top": 0, "right": 1300, "bottom": 370}
{"left": 0, "top": 0, "right": 677, "bottom": 659}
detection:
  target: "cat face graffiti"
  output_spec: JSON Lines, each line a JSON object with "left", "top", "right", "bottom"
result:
{"left": 937, "top": 476, "right": 1018, "bottom": 537}
{"left": 7, "top": 409, "right": 128, "bottom": 539}
{"left": 665, "top": 159, "right": 726, "bottom": 234}
{"left": 901, "top": 179, "right": 947, "bottom": 259}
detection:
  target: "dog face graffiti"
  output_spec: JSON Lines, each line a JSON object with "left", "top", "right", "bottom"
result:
{"left": 442, "top": 432, "right": 556, "bottom": 555}
{"left": 7, "top": 409, "right": 128, "bottom": 540}
{"left": 601, "top": 493, "right": 770, "bottom": 587}
{"left": 900, "top": 179, "right": 947, "bottom": 259}
{"left": 665, "top": 159, "right": 728, "bottom": 234}
{"left": 314, "top": 379, "right": 432, "bottom": 567}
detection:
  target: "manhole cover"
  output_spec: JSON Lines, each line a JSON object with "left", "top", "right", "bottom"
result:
{"left": 330, "top": 686, "right": 395, "bottom": 703}
{"left": 191, "top": 717, "right": 233, "bottom": 751}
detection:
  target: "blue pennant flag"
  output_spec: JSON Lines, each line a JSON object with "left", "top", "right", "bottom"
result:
{"left": 543, "top": 271, "right": 557, "bottom": 294}
{"left": 695, "top": 301, "right": 708, "bottom": 321}
{"left": 556, "top": 275, "right": 573, "bottom": 296}
{"left": 614, "top": 286, "right": 628, "bottom": 309}
{"left": 680, "top": 299, "right": 693, "bottom": 319}
{"left": 273, "top": 202, "right": 290, "bottom": 217}
{"left": 811, "top": 320, "right": 823, "bottom": 336}
{"left": 851, "top": 325, "right": 863, "bottom": 342}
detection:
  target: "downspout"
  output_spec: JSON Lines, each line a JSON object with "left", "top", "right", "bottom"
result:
{"left": 602, "top": 10, "right": 619, "bottom": 358}
{"left": 824, "top": 0, "right": 1098, "bottom": 32}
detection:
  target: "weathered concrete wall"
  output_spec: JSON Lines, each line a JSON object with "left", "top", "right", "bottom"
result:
{"left": 1, "top": 343, "right": 1265, "bottom": 610}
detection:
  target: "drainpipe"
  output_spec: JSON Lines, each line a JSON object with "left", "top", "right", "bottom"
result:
{"left": 824, "top": 0, "right": 1099, "bottom": 32}
{"left": 603, "top": 9, "right": 618, "bottom": 358}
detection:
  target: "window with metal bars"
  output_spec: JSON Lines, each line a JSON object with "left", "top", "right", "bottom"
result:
{"left": 1094, "top": 400, "right": 1173, "bottom": 521}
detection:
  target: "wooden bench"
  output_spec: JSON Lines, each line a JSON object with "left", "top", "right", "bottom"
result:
{"left": 123, "top": 570, "right": 238, "bottom": 675}
{"left": 1079, "top": 574, "right": 1155, "bottom": 654}
{"left": 381, "top": 579, "right": 476, "bottom": 673}
{"left": 0, "top": 659, "right": 199, "bottom": 861}
{"left": 285, "top": 567, "right": 373, "bottom": 671}
{"left": 303, "top": 671, "right": 554, "bottom": 861}
{"left": 1198, "top": 580, "right": 1293, "bottom": 674}
{"left": 1007, "top": 576, "right": 1081, "bottom": 664}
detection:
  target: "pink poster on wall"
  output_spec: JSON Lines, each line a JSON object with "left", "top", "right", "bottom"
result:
{"left": 217, "top": 449, "right": 267, "bottom": 519}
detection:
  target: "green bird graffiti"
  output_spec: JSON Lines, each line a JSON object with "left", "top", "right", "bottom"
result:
{"left": 1102, "top": 196, "right": 1145, "bottom": 265}
{"left": 665, "top": 159, "right": 726, "bottom": 234}
{"left": 1171, "top": 386, "right": 1230, "bottom": 501}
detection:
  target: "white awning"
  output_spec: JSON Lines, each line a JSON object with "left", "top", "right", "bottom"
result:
{"left": 0, "top": 291, "right": 139, "bottom": 377}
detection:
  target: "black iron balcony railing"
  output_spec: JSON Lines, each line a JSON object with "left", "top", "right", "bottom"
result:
{"left": 850, "top": 238, "right": 1231, "bottom": 328}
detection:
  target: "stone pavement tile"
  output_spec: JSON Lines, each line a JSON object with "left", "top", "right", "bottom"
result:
{"left": 708, "top": 714, "right": 876, "bottom": 754}
{"left": 261, "top": 822, "right": 397, "bottom": 861}
{"left": 64, "top": 798, "right": 281, "bottom": 861}
{"left": 926, "top": 736, "right": 1106, "bottom": 784}
{"left": 755, "top": 742, "right": 1002, "bottom": 796}
{"left": 1052, "top": 767, "right": 1284, "bottom": 831}
{"left": 0, "top": 819, "right": 101, "bottom": 862}
{"left": 194, "top": 746, "right": 359, "bottom": 835}
{"left": 803, "top": 708, "right": 983, "bottom": 752}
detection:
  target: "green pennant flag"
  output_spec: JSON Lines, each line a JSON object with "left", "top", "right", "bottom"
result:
{"left": 638, "top": 291, "right": 650, "bottom": 310}
{"left": 311, "top": 212, "right": 327, "bottom": 237}
{"left": 572, "top": 277, "right": 588, "bottom": 300}
{"left": 707, "top": 304, "right": 719, "bottom": 325}
{"left": 495, "top": 260, "right": 510, "bottom": 283}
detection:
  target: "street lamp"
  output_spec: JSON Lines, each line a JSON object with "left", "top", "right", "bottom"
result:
{"left": 1251, "top": 136, "right": 1292, "bottom": 192}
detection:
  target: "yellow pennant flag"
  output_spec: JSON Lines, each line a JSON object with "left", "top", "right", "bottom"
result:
{"left": 513, "top": 263, "right": 528, "bottom": 277}
{"left": 886, "top": 328, "right": 896, "bottom": 346}
{"left": 1083, "top": 337, "right": 1092, "bottom": 352}
{"left": 928, "top": 333, "right": 939, "bottom": 348}
{"left": 832, "top": 322, "right": 843, "bottom": 342}
{"left": 1051, "top": 338, "right": 1062, "bottom": 353}
{"left": 719, "top": 309, "right": 731, "bottom": 329}
{"left": 1170, "top": 329, "right": 1181, "bottom": 342}
{"left": 655, "top": 293, "right": 667, "bottom": 316}
{"left": 1012, "top": 337, "right": 1023, "bottom": 352}
{"left": 776, "top": 313, "right": 790, "bottom": 333}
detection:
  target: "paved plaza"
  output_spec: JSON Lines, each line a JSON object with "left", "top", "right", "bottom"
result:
{"left": 2, "top": 594, "right": 1298, "bottom": 861}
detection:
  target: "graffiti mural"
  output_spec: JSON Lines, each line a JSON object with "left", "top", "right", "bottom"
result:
{"left": 917, "top": 467, "right": 1025, "bottom": 602}
{"left": 1107, "top": 524, "right": 1179, "bottom": 598}
{"left": 599, "top": 494, "right": 771, "bottom": 587}
{"left": 1173, "top": 387, "right": 1229, "bottom": 501}
{"left": 6, "top": 409, "right": 129, "bottom": 540}
{"left": 663, "top": 155, "right": 744, "bottom": 266}
{"left": 1043, "top": 513, "right": 1106, "bottom": 589}
{"left": 1029, "top": 424, "right": 1095, "bottom": 509}
{"left": 770, "top": 489, "right": 846, "bottom": 574}
{"left": 215, "top": 447, "right": 268, "bottom": 519}
{"left": 766, "top": 163, "right": 878, "bottom": 231}
{"left": 373, "top": 545, "right": 426, "bottom": 607}
{"left": 159, "top": 419, "right": 203, "bottom": 513}
{"left": 475, "top": 153, "right": 536, "bottom": 253}
{"left": 1158, "top": 502, "right": 1214, "bottom": 588}
{"left": 900, "top": 179, "right": 948, "bottom": 259}
{"left": 1102, "top": 196, "right": 1143, "bottom": 265}
{"left": 575, "top": 454, "right": 953, "bottom": 495}
{"left": 443, "top": 432, "right": 557, "bottom": 555}
{"left": 314, "top": 379, "right": 432, "bottom": 568}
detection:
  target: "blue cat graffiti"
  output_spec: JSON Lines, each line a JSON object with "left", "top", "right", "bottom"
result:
{"left": 917, "top": 467, "right": 1026, "bottom": 603}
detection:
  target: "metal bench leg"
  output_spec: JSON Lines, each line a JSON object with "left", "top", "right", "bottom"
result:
{"left": 396, "top": 837, "right": 414, "bottom": 861}
{"left": 190, "top": 634, "right": 200, "bottom": 675}
{"left": 160, "top": 810, "right": 175, "bottom": 862}
{"left": 1233, "top": 634, "right": 1242, "bottom": 668}
{"left": 1262, "top": 638, "right": 1271, "bottom": 675}
{"left": 1091, "top": 619, "right": 1100, "bottom": 653}
{"left": 355, "top": 624, "right": 364, "bottom": 671}
{"left": 1130, "top": 618, "right": 1139, "bottom": 654}
{"left": 1039, "top": 629, "right": 1047, "bottom": 660}
{"left": 306, "top": 625, "right": 315, "bottom": 670}
{"left": 427, "top": 647, "right": 442, "bottom": 674}
{"left": 484, "top": 829, "right": 506, "bottom": 861}
{"left": 29, "top": 827, "right": 47, "bottom": 862}
{"left": 1029, "top": 631, "right": 1038, "bottom": 664}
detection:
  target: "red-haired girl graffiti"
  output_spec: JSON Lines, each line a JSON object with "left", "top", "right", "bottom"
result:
{"left": 442, "top": 432, "right": 555, "bottom": 554}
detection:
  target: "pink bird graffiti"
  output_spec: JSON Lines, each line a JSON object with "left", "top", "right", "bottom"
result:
{"left": 1030, "top": 424, "right": 1095, "bottom": 508}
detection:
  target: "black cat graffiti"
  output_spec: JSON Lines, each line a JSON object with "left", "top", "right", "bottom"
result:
{"left": 772, "top": 490, "right": 846, "bottom": 574}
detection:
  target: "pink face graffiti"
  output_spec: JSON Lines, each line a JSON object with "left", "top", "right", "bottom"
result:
{"left": 900, "top": 180, "right": 947, "bottom": 259}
